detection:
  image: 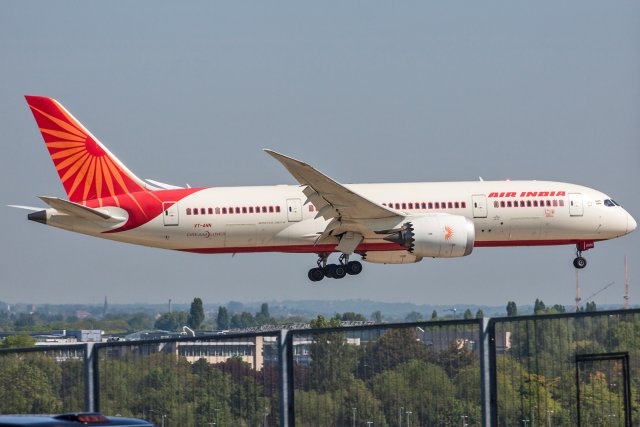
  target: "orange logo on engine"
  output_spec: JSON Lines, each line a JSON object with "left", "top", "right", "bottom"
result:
{"left": 444, "top": 225, "right": 454, "bottom": 240}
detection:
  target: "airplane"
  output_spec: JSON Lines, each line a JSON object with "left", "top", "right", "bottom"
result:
{"left": 14, "top": 96, "right": 637, "bottom": 281}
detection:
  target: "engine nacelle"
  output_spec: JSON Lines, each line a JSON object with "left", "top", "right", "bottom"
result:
{"left": 362, "top": 250, "right": 423, "bottom": 264}
{"left": 383, "top": 215, "right": 475, "bottom": 258}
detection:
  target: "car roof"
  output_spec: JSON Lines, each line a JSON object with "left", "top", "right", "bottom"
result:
{"left": 0, "top": 413, "right": 154, "bottom": 426}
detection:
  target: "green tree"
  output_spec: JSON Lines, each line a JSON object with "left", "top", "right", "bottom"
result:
{"left": 154, "top": 311, "right": 188, "bottom": 331}
{"left": 431, "top": 310, "right": 438, "bottom": 320}
{"left": 127, "top": 312, "right": 154, "bottom": 331}
{"left": 308, "top": 316, "right": 356, "bottom": 393}
{"left": 475, "top": 309, "right": 484, "bottom": 318}
{"left": 187, "top": 298, "right": 205, "bottom": 330}
{"left": 463, "top": 309, "right": 474, "bottom": 319}
{"left": 217, "top": 306, "right": 230, "bottom": 330}
{"left": 371, "top": 310, "right": 383, "bottom": 324}
{"left": 506, "top": 301, "right": 518, "bottom": 316}
{"left": 372, "top": 359, "right": 457, "bottom": 426}
{"left": 230, "top": 312, "right": 255, "bottom": 329}
{"left": 335, "top": 312, "right": 367, "bottom": 322}
{"left": 534, "top": 298, "right": 546, "bottom": 314}
{"left": 357, "top": 328, "right": 429, "bottom": 378}
{"left": 585, "top": 301, "right": 597, "bottom": 312}
{"left": 405, "top": 311, "right": 423, "bottom": 322}
{"left": 0, "top": 333, "right": 36, "bottom": 348}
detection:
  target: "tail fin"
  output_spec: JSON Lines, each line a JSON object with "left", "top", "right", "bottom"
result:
{"left": 25, "top": 96, "right": 148, "bottom": 203}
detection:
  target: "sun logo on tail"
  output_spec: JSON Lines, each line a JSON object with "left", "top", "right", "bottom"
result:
{"left": 26, "top": 96, "right": 147, "bottom": 204}
{"left": 444, "top": 225, "right": 454, "bottom": 240}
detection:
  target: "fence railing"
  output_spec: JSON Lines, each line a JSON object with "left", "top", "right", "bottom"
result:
{"left": 1, "top": 308, "right": 638, "bottom": 427}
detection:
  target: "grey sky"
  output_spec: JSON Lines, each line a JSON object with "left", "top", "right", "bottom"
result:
{"left": 1, "top": 1, "right": 638, "bottom": 307}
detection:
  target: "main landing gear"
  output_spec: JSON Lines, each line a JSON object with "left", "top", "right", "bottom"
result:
{"left": 573, "top": 242, "right": 594, "bottom": 269}
{"left": 308, "top": 253, "right": 363, "bottom": 282}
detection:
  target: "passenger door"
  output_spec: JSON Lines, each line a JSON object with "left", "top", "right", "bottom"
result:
{"left": 286, "top": 198, "right": 302, "bottom": 222}
{"left": 162, "top": 202, "right": 179, "bottom": 226}
{"left": 569, "top": 193, "right": 584, "bottom": 216}
{"left": 472, "top": 195, "right": 487, "bottom": 218}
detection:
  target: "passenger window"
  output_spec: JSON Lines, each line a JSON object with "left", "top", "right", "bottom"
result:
{"left": 222, "top": 207, "right": 227, "bottom": 214}
{"left": 193, "top": 209, "right": 199, "bottom": 215}
{"left": 249, "top": 207, "right": 254, "bottom": 213}
{"left": 428, "top": 202, "right": 433, "bottom": 209}
{"left": 402, "top": 203, "right": 407, "bottom": 209}
{"left": 507, "top": 201, "right": 512, "bottom": 207}
{"left": 215, "top": 208, "right": 220, "bottom": 214}
{"left": 553, "top": 200, "right": 557, "bottom": 207}
{"left": 461, "top": 202, "right": 466, "bottom": 208}
{"left": 269, "top": 206, "right": 274, "bottom": 213}
{"left": 208, "top": 208, "right": 213, "bottom": 214}
{"left": 242, "top": 207, "right": 247, "bottom": 213}
{"left": 533, "top": 201, "right": 538, "bottom": 207}
{"left": 494, "top": 201, "right": 499, "bottom": 208}
{"left": 454, "top": 202, "right": 459, "bottom": 209}
{"left": 448, "top": 202, "right": 453, "bottom": 208}
{"left": 435, "top": 202, "right": 440, "bottom": 209}
{"left": 500, "top": 201, "right": 505, "bottom": 208}
{"left": 395, "top": 203, "right": 400, "bottom": 209}
{"left": 520, "top": 201, "right": 525, "bottom": 207}
{"left": 559, "top": 200, "right": 564, "bottom": 207}
{"left": 421, "top": 202, "right": 426, "bottom": 209}
{"left": 234, "top": 207, "right": 239, "bottom": 214}
{"left": 441, "top": 202, "right": 446, "bottom": 209}
{"left": 186, "top": 208, "right": 192, "bottom": 215}
{"left": 201, "top": 208, "right": 206, "bottom": 214}
{"left": 276, "top": 206, "right": 281, "bottom": 213}
{"left": 408, "top": 203, "right": 413, "bottom": 209}
{"left": 262, "top": 206, "right": 267, "bottom": 213}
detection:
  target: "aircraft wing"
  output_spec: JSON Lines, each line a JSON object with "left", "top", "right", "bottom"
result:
{"left": 264, "top": 150, "right": 401, "bottom": 222}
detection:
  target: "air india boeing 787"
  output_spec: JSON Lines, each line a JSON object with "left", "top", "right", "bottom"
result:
{"left": 15, "top": 96, "right": 636, "bottom": 281}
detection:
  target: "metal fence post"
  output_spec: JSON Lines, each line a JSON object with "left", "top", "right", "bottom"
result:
{"left": 84, "top": 343, "right": 96, "bottom": 412}
{"left": 480, "top": 317, "right": 495, "bottom": 427}
{"left": 279, "top": 329, "right": 294, "bottom": 427}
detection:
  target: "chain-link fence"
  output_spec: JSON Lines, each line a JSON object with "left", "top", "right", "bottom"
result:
{"left": 0, "top": 309, "right": 638, "bottom": 426}
{"left": 0, "top": 345, "right": 86, "bottom": 414}
{"left": 290, "top": 320, "right": 483, "bottom": 426}
{"left": 94, "top": 332, "right": 281, "bottom": 427}
{"left": 490, "top": 310, "right": 640, "bottom": 427}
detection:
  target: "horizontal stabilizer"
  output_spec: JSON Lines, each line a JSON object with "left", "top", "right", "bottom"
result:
{"left": 38, "top": 196, "right": 126, "bottom": 223}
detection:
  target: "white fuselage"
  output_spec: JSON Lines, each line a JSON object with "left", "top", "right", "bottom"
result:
{"left": 43, "top": 180, "right": 636, "bottom": 255}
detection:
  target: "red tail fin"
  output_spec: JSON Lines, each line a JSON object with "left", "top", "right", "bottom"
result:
{"left": 25, "top": 96, "right": 148, "bottom": 203}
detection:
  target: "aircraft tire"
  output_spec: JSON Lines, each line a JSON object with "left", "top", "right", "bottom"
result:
{"left": 573, "top": 257, "right": 587, "bottom": 269}
{"left": 308, "top": 268, "right": 325, "bottom": 282}
{"left": 346, "top": 261, "right": 363, "bottom": 275}
{"left": 324, "top": 264, "right": 337, "bottom": 279}
{"left": 333, "top": 264, "right": 347, "bottom": 279}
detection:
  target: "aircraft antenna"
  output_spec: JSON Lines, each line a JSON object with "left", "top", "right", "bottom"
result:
{"left": 624, "top": 255, "right": 629, "bottom": 309}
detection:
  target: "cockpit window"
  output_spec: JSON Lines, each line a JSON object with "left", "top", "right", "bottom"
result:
{"left": 604, "top": 199, "right": 618, "bottom": 207}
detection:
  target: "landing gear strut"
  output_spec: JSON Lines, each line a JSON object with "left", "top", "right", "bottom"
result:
{"left": 307, "top": 253, "right": 363, "bottom": 282}
{"left": 573, "top": 242, "right": 593, "bottom": 269}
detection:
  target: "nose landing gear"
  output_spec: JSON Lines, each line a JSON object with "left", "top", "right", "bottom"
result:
{"left": 573, "top": 241, "right": 594, "bottom": 269}
{"left": 308, "top": 253, "right": 363, "bottom": 282}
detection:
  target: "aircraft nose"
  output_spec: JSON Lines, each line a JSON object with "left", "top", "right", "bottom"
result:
{"left": 628, "top": 213, "right": 637, "bottom": 234}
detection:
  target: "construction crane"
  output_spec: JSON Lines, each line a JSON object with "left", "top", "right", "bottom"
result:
{"left": 583, "top": 281, "right": 616, "bottom": 305}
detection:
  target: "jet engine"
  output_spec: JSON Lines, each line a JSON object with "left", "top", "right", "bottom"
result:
{"left": 383, "top": 215, "right": 475, "bottom": 258}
